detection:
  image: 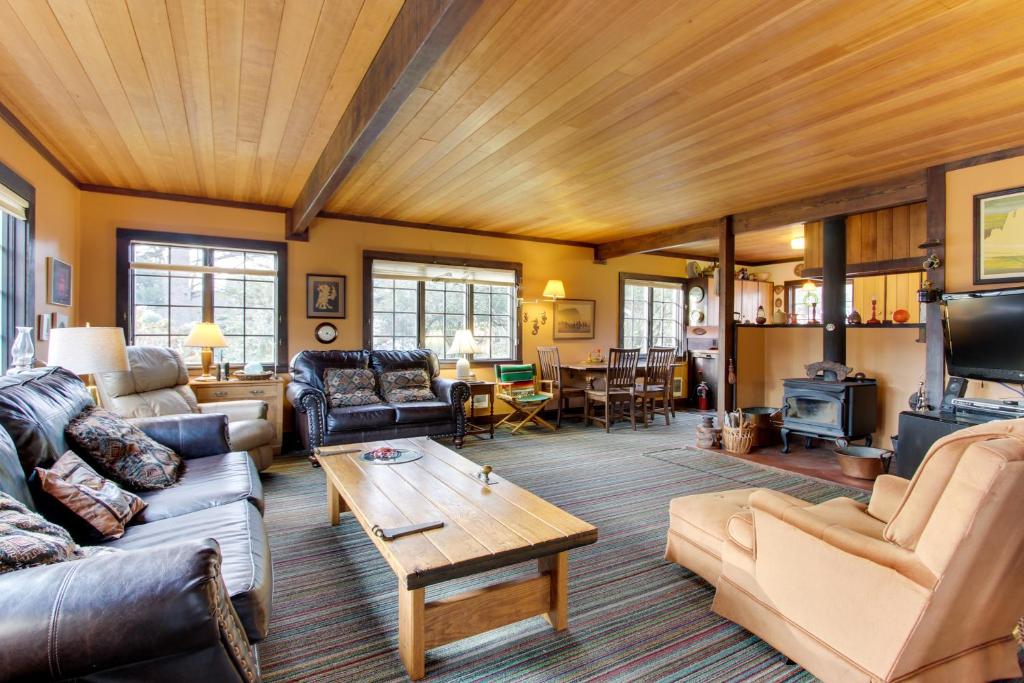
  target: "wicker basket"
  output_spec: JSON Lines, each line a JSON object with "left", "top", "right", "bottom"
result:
{"left": 721, "top": 423, "right": 755, "bottom": 455}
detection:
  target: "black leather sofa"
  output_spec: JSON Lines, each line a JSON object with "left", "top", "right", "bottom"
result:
{"left": 286, "top": 349, "right": 470, "bottom": 452}
{"left": 0, "top": 367, "right": 270, "bottom": 682}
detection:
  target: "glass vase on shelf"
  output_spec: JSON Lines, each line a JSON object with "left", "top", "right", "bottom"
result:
{"left": 7, "top": 326, "right": 34, "bottom": 375}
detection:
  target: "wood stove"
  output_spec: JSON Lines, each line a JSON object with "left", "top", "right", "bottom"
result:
{"left": 780, "top": 376, "right": 877, "bottom": 452}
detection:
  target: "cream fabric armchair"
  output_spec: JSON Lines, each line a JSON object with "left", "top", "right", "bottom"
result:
{"left": 95, "top": 346, "right": 276, "bottom": 470}
{"left": 667, "top": 419, "right": 1024, "bottom": 682}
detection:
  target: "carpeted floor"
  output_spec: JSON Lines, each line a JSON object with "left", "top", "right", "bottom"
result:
{"left": 256, "top": 413, "right": 881, "bottom": 682}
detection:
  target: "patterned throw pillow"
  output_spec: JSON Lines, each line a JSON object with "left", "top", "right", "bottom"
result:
{"left": 324, "top": 368, "right": 382, "bottom": 408}
{"left": 65, "top": 407, "right": 181, "bottom": 491}
{"left": 0, "top": 491, "right": 79, "bottom": 574}
{"left": 379, "top": 368, "right": 436, "bottom": 403}
{"left": 36, "top": 451, "right": 147, "bottom": 541}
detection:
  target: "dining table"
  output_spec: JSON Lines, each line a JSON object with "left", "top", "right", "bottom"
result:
{"left": 563, "top": 360, "right": 670, "bottom": 391}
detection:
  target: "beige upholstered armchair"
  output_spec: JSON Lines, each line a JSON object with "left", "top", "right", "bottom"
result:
{"left": 94, "top": 346, "right": 276, "bottom": 470}
{"left": 667, "top": 419, "right": 1024, "bottom": 682}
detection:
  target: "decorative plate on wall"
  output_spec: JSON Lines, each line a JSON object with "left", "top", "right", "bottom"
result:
{"left": 774, "top": 297, "right": 783, "bottom": 308}
{"left": 794, "top": 262, "right": 805, "bottom": 277}
{"left": 773, "top": 284, "right": 783, "bottom": 295}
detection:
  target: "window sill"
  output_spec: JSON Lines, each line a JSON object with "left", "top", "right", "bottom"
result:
{"left": 439, "top": 359, "right": 522, "bottom": 368}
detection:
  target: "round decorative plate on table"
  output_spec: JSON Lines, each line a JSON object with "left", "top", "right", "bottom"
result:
{"left": 362, "top": 447, "right": 422, "bottom": 465}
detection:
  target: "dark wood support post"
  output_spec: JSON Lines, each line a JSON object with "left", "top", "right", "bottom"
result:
{"left": 717, "top": 216, "right": 735, "bottom": 417}
{"left": 925, "top": 165, "right": 947, "bottom": 406}
{"left": 822, "top": 216, "right": 847, "bottom": 367}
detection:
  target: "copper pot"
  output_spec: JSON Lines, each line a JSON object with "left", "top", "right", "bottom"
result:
{"left": 834, "top": 446, "right": 892, "bottom": 480}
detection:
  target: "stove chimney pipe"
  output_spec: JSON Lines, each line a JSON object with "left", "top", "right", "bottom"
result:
{"left": 821, "top": 216, "right": 847, "bottom": 379}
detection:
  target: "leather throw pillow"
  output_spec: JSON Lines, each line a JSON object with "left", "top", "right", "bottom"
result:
{"left": 324, "top": 368, "right": 382, "bottom": 408}
{"left": 35, "top": 451, "right": 147, "bottom": 541}
{"left": 0, "top": 491, "right": 80, "bottom": 574}
{"left": 65, "top": 407, "right": 181, "bottom": 491}
{"left": 379, "top": 368, "right": 436, "bottom": 403}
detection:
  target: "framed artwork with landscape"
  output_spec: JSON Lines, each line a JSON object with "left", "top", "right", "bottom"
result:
{"left": 553, "top": 299, "right": 595, "bottom": 340}
{"left": 307, "top": 274, "right": 346, "bottom": 318}
{"left": 974, "top": 186, "right": 1024, "bottom": 284}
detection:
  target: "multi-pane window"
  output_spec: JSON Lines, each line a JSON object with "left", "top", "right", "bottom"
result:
{"left": 620, "top": 277, "right": 685, "bottom": 354}
{"left": 788, "top": 281, "right": 853, "bottom": 324}
{"left": 0, "top": 172, "right": 33, "bottom": 373}
{"left": 368, "top": 256, "right": 519, "bottom": 362}
{"left": 123, "top": 233, "right": 284, "bottom": 367}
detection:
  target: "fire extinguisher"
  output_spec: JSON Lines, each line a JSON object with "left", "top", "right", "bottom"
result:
{"left": 695, "top": 371, "right": 711, "bottom": 411}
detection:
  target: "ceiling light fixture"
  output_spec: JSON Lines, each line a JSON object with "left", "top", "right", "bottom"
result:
{"left": 790, "top": 236, "right": 805, "bottom": 250}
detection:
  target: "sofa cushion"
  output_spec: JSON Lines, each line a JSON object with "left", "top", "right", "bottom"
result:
{"left": 0, "top": 427, "right": 33, "bottom": 509}
{"left": 0, "top": 491, "right": 80, "bottom": 574}
{"left": 95, "top": 347, "right": 199, "bottom": 419}
{"left": 135, "top": 451, "right": 263, "bottom": 523}
{"left": 379, "top": 369, "right": 436, "bottom": 403}
{"left": 393, "top": 401, "right": 451, "bottom": 425}
{"left": 35, "top": 451, "right": 146, "bottom": 541}
{"left": 327, "top": 405, "right": 397, "bottom": 433}
{"left": 369, "top": 348, "right": 440, "bottom": 378}
{"left": 227, "top": 419, "right": 276, "bottom": 453}
{"left": 290, "top": 350, "right": 370, "bottom": 393}
{"left": 66, "top": 407, "right": 181, "bottom": 491}
{"left": 105, "top": 499, "right": 272, "bottom": 642}
{"left": 324, "top": 368, "right": 382, "bottom": 407}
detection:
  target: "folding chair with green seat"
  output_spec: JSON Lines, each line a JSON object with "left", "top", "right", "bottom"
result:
{"left": 493, "top": 363, "right": 555, "bottom": 434}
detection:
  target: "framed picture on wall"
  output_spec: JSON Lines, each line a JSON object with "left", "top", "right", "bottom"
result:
{"left": 307, "top": 274, "right": 346, "bottom": 318}
{"left": 51, "top": 312, "right": 69, "bottom": 329}
{"left": 553, "top": 298, "right": 595, "bottom": 340}
{"left": 47, "top": 257, "right": 72, "bottom": 306}
{"left": 974, "top": 186, "right": 1024, "bottom": 284}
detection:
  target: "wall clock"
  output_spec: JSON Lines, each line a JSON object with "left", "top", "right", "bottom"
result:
{"left": 315, "top": 322, "right": 338, "bottom": 344}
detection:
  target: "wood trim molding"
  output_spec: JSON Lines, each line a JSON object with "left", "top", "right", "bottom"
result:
{"left": 319, "top": 212, "right": 595, "bottom": 249}
{"left": 0, "top": 100, "right": 80, "bottom": 187}
{"left": 594, "top": 219, "right": 720, "bottom": 261}
{"left": 82, "top": 184, "right": 289, "bottom": 213}
{"left": 801, "top": 256, "right": 924, "bottom": 279}
{"left": 288, "top": 0, "right": 484, "bottom": 239}
{"left": 717, "top": 216, "right": 735, "bottom": 416}
{"left": 941, "top": 144, "right": 1024, "bottom": 173}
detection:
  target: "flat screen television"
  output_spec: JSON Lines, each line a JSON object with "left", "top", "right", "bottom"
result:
{"left": 943, "top": 288, "right": 1024, "bottom": 382}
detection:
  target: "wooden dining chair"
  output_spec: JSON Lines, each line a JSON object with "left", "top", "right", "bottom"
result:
{"left": 537, "top": 346, "right": 585, "bottom": 428}
{"left": 584, "top": 347, "right": 640, "bottom": 432}
{"left": 636, "top": 346, "right": 675, "bottom": 426}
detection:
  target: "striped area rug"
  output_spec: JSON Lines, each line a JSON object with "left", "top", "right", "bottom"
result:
{"left": 256, "top": 414, "right": 866, "bottom": 682}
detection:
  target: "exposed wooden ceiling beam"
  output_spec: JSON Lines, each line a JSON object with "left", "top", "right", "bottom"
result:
{"left": 593, "top": 219, "right": 720, "bottom": 261}
{"left": 593, "top": 172, "right": 927, "bottom": 259}
{"left": 286, "top": 0, "right": 483, "bottom": 240}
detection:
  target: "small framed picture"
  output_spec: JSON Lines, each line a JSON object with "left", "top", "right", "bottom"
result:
{"left": 974, "top": 186, "right": 1024, "bottom": 284}
{"left": 307, "top": 274, "right": 346, "bottom": 318}
{"left": 37, "top": 314, "right": 51, "bottom": 341}
{"left": 553, "top": 299, "right": 595, "bottom": 340}
{"left": 51, "top": 312, "right": 70, "bottom": 330}
{"left": 47, "top": 257, "right": 72, "bottom": 307}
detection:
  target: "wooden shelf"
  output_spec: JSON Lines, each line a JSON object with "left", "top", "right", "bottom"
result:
{"left": 734, "top": 323, "right": 925, "bottom": 329}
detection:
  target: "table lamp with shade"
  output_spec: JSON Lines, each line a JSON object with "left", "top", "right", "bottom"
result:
{"left": 47, "top": 325, "right": 130, "bottom": 404}
{"left": 448, "top": 329, "right": 480, "bottom": 380}
{"left": 184, "top": 322, "right": 227, "bottom": 381}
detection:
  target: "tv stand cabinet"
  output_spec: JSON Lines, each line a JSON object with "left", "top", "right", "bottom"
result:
{"left": 895, "top": 410, "right": 1004, "bottom": 478}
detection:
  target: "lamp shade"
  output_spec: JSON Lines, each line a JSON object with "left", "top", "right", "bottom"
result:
{"left": 184, "top": 322, "right": 227, "bottom": 348}
{"left": 448, "top": 329, "right": 480, "bottom": 355}
{"left": 542, "top": 279, "right": 565, "bottom": 299}
{"left": 47, "top": 327, "right": 129, "bottom": 375}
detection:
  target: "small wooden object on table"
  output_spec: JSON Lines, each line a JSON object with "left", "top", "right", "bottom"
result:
{"left": 315, "top": 437, "right": 598, "bottom": 680}
{"left": 190, "top": 376, "right": 284, "bottom": 454}
{"left": 464, "top": 380, "right": 495, "bottom": 439}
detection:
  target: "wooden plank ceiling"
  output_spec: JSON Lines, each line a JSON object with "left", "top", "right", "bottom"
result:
{"left": 666, "top": 224, "right": 805, "bottom": 264}
{"left": 2, "top": 0, "right": 1024, "bottom": 247}
{"left": 0, "top": 0, "right": 402, "bottom": 205}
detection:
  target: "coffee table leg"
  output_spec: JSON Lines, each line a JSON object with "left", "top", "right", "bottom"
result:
{"left": 327, "top": 478, "right": 347, "bottom": 526}
{"left": 538, "top": 551, "right": 569, "bottom": 631}
{"left": 398, "top": 582, "right": 426, "bottom": 680}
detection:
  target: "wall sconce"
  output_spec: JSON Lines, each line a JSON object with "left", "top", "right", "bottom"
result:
{"left": 520, "top": 280, "right": 564, "bottom": 335}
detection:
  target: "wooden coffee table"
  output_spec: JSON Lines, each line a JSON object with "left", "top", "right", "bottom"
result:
{"left": 315, "top": 437, "right": 598, "bottom": 680}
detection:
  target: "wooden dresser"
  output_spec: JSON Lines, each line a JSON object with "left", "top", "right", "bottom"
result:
{"left": 190, "top": 377, "right": 285, "bottom": 454}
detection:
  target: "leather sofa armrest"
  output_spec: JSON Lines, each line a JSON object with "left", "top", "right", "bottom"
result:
{"left": 286, "top": 380, "right": 327, "bottom": 450}
{"left": 432, "top": 377, "right": 470, "bottom": 407}
{"left": 867, "top": 474, "right": 911, "bottom": 523}
{"left": 198, "top": 399, "right": 268, "bottom": 422}
{"left": 0, "top": 540, "right": 258, "bottom": 682}
{"left": 130, "top": 413, "right": 231, "bottom": 459}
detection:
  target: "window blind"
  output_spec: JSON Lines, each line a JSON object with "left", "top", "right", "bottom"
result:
{"left": 0, "top": 182, "right": 29, "bottom": 220}
{"left": 372, "top": 259, "right": 516, "bottom": 287}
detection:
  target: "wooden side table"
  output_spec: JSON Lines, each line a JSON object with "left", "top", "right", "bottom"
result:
{"left": 190, "top": 377, "right": 285, "bottom": 454}
{"left": 464, "top": 380, "right": 495, "bottom": 439}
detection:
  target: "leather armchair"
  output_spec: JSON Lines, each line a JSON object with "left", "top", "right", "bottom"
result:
{"left": 289, "top": 349, "right": 469, "bottom": 453}
{"left": 95, "top": 346, "right": 276, "bottom": 470}
{"left": 0, "top": 539, "right": 258, "bottom": 682}
{"left": 666, "top": 419, "right": 1024, "bottom": 682}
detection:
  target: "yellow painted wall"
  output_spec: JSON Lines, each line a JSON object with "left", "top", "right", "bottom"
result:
{"left": 0, "top": 117, "right": 80, "bottom": 361}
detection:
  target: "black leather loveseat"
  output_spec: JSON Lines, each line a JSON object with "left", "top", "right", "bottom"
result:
{"left": 0, "top": 368, "right": 271, "bottom": 682}
{"left": 286, "top": 349, "right": 470, "bottom": 452}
